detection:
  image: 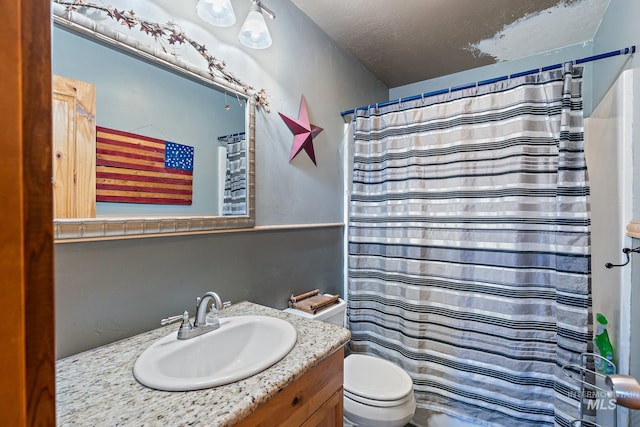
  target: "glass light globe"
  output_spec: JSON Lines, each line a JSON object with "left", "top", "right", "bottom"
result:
{"left": 238, "top": 5, "right": 272, "bottom": 49}
{"left": 196, "top": 0, "right": 236, "bottom": 27}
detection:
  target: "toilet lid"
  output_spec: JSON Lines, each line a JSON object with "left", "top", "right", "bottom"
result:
{"left": 344, "top": 354, "right": 414, "bottom": 402}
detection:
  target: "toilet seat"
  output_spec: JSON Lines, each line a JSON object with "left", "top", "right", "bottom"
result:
{"left": 344, "top": 354, "right": 414, "bottom": 405}
{"left": 344, "top": 388, "right": 414, "bottom": 407}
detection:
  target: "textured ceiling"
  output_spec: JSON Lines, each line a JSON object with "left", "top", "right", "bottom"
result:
{"left": 290, "top": 0, "right": 610, "bottom": 88}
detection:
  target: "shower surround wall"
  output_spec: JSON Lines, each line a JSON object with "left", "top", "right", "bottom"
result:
{"left": 584, "top": 68, "right": 635, "bottom": 427}
{"left": 589, "top": 0, "right": 640, "bottom": 424}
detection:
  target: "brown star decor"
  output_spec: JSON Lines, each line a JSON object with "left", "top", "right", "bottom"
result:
{"left": 279, "top": 95, "right": 323, "bottom": 165}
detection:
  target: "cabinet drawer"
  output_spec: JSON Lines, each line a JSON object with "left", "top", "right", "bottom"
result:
{"left": 235, "top": 347, "right": 344, "bottom": 427}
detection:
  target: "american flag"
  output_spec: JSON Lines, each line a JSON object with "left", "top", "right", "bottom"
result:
{"left": 96, "top": 126, "right": 194, "bottom": 205}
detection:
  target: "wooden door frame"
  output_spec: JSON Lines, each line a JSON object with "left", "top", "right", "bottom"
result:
{"left": 0, "top": 0, "right": 56, "bottom": 424}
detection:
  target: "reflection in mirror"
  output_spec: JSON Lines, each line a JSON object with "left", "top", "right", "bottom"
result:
{"left": 51, "top": 3, "right": 256, "bottom": 240}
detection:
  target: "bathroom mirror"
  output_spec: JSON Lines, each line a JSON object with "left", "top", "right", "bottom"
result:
{"left": 51, "top": 3, "right": 256, "bottom": 241}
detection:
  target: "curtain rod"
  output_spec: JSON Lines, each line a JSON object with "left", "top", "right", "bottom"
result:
{"left": 340, "top": 45, "right": 636, "bottom": 118}
{"left": 217, "top": 131, "right": 246, "bottom": 142}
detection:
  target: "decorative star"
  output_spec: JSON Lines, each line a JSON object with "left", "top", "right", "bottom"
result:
{"left": 279, "top": 95, "right": 323, "bottom": 166}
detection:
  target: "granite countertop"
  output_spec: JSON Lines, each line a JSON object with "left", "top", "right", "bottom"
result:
{"left": 56, "top": 301, "right": 351, "bottom": 426}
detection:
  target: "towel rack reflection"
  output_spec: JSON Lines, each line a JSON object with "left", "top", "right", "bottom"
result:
{"left": 563, "top": 353, "right": 617, "bottom": 427}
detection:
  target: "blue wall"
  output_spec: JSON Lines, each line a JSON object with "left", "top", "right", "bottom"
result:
{"left": 53, "top": 0, "right": 387, "bottom": 358}
{"left": 592, "top": 0, "right": 640, "bottom": 126}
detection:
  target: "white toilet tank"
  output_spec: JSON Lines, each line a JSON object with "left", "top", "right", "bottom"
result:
{"left": 283, "top": 296, "right": 346, "bottom": 327}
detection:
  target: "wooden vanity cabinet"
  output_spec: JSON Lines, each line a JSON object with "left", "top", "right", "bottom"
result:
{"left": 235, "top": 347, "right": 344, "bottom": 427}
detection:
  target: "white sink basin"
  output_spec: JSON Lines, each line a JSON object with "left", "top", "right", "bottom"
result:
{"left": 133, "top": 315, "right": 297, "bottom": 391}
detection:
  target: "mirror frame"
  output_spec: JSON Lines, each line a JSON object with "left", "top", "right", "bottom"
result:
{"left": 52, "top": 8, "right": 255, "bottom": 241}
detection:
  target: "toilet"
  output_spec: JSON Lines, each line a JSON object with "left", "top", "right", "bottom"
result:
{"left": 284, "top": 298, "right": 416, "bottom": 427}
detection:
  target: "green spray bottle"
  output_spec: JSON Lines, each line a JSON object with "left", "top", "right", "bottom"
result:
{"left": 593, "top": 313, "right": 615, "bottom": 375}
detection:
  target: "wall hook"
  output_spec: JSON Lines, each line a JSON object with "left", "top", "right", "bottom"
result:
{"left": 605, "top": 247, "right": 640, "bottom": 269}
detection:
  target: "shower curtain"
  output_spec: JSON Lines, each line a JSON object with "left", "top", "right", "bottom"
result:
{"left": 222, "top": 132, "right": 247, "bottom": 216}
{"left": 348, "top": 63, "right": 592, "bottom": 426}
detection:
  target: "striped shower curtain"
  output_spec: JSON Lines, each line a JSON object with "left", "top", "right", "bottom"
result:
{"left": 222, "top": 132, "right": 247, "bottom": 216}
{"left": 348, "top": 64, "right": 592, "bottom": 426}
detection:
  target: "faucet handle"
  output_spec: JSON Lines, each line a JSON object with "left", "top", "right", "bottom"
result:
{"left": 205, "top": 302, "right": 231, "bottom": 326}
{"left": 161, "top": 313, "right": 186, "bottom": 326}
{"left": 161, "top": 311, "right": 192, "bottom": 331}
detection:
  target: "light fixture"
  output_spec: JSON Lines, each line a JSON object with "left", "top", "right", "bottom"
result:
{"left": 238, "top": 0, "right": 275, "bottom": 50}
{"left": 196, "top": 0, "right": 236, "bottom": 27}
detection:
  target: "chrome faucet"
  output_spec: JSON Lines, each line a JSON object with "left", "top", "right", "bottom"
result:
{"left": 161, "top": 291, "right": 230, "bottom": 340}
{"left": 195, "top": 291, "right": 225, "bottom": 327}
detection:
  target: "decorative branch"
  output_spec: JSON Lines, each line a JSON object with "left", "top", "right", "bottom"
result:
{"left": 52, "top": 0, "right": 270, "bottom": 112}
